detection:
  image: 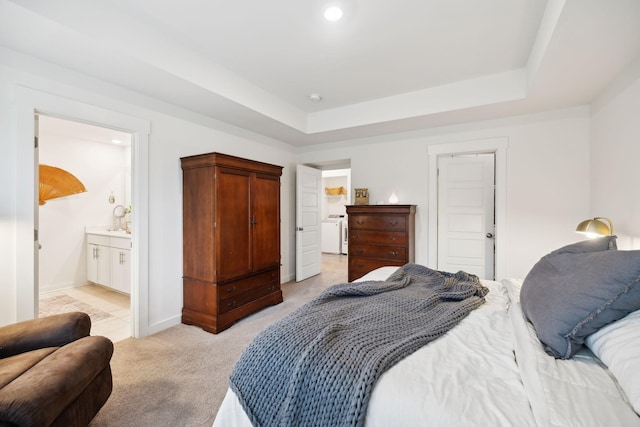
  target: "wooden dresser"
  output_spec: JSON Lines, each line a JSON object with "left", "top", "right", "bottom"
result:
{"left": 346, "top": 204, "right": 416, "bottom": 282}
{"left": 181, "top": 152, "right": 283, "bottom": 333}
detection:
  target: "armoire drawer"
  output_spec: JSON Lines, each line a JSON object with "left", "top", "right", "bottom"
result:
{"left": 350, "top": 215, "right": 407, "bottom": 231}
{"left": 218, "top": 268, "right": 279, "bottom": 300}
{"left": 349, "top": 244, "right": 407, "bottom": 261}
{"left": 349, "top": 230, "right": 408, "bottom": 245}
{"left": 219, "top": 282, "right": 280, "bottom": 315}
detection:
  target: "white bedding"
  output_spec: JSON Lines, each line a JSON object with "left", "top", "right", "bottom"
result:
{"left": 213, "top": 268, "right": 640, "bottom": 426}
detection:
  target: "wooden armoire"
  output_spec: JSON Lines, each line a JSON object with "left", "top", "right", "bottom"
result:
{"left": 181, "top": 152, "right": 283, "bottom": 334}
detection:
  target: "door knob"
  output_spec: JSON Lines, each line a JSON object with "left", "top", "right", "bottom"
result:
{"left": 486, "top": 233, "right": 494, "bottom": 238}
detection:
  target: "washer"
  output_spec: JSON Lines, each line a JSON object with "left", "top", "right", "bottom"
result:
{"left": 321, "top": 216, "right": 342, "bottom": 254}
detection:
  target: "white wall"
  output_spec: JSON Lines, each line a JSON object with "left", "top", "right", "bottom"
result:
{"left": 143, "top": 113, "right": 297, "bottom": 324}
{"left": 0, "top": 65, "right": 17, "bottom": 324}
{"left": 3, "top": 48, "right": 638, "bottom": 333}
{"left": 298, "top": 107, "right": 591, "bottom": 279}
{"left": 38, "top": 132, "right": 128, "bottom": 292}
{"left": 590, "top": 63, "right": 640, "bottom": 249}
{"left": 0, "top": 60, "right": 296, "bottom": 331}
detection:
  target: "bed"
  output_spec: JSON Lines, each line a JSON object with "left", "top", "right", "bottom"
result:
{"left": 213, "top": 237, "right": 640, "bottom": 426}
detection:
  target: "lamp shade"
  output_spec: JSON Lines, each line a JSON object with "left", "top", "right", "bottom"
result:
{"left": 576, "top": 217, "right": 614, "bottom": 237}
{"left": 39, "top": 165, "right": 87, "bottom": 205}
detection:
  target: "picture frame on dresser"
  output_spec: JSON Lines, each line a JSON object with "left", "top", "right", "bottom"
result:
{"left": 346, "top": 204, "right": 416, "bottom": 282}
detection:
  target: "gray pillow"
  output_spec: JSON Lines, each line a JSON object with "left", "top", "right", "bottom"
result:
{"left": 548, "top": 235, "right": 617, "bottom": 255}
{"left": 521, "top": 239, "right": 640, "bottom": 359}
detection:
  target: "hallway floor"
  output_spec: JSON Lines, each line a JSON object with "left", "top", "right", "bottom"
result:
{"left": 320, "top": 252, "right": 348, "bottom": 270}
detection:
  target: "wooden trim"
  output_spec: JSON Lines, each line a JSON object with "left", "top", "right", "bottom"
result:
{"left": 180, "top": 152, "right": 283, "bottom": 176}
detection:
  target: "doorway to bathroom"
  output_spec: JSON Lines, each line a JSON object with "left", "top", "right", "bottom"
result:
{"left": 37, "top": 114, "right": 132, "bottom": 342}
{"left": 14, "top": 86, "right": 150, "bottom": 338}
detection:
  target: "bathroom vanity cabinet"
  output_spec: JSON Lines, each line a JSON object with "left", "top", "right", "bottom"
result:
{"left": 86, "top": 232, "right": 131, "bottom": 294}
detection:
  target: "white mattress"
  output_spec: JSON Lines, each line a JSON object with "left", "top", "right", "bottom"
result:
{"left": 213, "top": 268, "right": 640, "bottom": 426}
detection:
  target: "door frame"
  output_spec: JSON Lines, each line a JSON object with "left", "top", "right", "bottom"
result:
{"left": 12, "top": 86, "right": 151, "bottom": 338}
{"left": 427, "top": 137, "right": 508, "bottom": 280}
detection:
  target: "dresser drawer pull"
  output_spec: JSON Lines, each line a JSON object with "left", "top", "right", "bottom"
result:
{"left": 354, "top": 249, "right": 364, "bottom": 255}
{"left": 267, "top": 285, "right": 275, "bottom": 292}
{"left": 388, "top": 236, "right": 396, "bottom": 241}
{"left": 389, "top": 251, "right": 399, "bottom": 257}
{"left": 225, "top": 286, "right": 236, "bottom": 293}
{"left": 388, "top": 220, "right": 399, "bottom": 226}
{"left": 225, "top": 300, "right": 237, "bottom": 308}
{"left": 356, "top": 219, "right": 365, "bottom": 225}
{"left": 356, "top": 263, "right": 365, "bottom": 268}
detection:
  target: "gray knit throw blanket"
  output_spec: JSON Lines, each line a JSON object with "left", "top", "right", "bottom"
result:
{"left": 229, "top": 263, "right": 488, "bottom": 427}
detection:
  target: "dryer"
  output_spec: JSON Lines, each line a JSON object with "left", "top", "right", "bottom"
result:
{"left": 341, "top": 217, "right": 348, "bottom": 255}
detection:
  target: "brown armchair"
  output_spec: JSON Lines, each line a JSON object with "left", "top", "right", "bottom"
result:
{"left": 0, "top": 312, "right": 113, "bottom": 427}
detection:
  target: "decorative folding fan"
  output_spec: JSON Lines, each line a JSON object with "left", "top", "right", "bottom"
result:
{"left": 39, "top": 165, "right": 87, "bottom": 205}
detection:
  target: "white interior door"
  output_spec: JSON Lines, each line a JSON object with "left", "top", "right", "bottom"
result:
{"left": 437, "top": 153, "right": 495, "bottom": 279}
{"left": 296, "top": 165, "right": 322, "bottom": 281}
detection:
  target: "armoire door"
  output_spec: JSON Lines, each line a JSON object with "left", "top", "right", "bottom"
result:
{"left": 252, "top": 172, "right": 281, "bottom": 271}
{"left": 216, "top": 167, "right": 252, "bottom": 281}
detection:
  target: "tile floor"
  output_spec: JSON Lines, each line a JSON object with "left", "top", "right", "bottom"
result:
{"left": 40, "top": 284, "right": 131, "bottom": 343}
{"left": 39, "top": 254, "right": 346, "bottom": 344}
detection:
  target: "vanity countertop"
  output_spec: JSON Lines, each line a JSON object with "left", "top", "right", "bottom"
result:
{"left": 85, "top": 227, "right": 131, "bottom": 239}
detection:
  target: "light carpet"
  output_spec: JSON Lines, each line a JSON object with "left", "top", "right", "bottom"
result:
{"left": 90, "top": 263, "right": 346, "bottom": 427}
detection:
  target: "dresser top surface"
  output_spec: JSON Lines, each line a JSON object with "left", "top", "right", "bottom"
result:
{"left": 346, "top": 204, "right": 416, "bottom": 214}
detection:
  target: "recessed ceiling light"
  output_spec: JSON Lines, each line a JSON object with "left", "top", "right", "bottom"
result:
{"left": 324, "top": 6, "right": 343, "bottom": 21}
{"left": 111, "top": 139, "right": 122, "bottom": 144}
{"left": 309, "top": 93, "right": 322, "bottom": 102}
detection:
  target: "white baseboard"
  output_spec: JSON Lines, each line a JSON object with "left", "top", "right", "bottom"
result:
{"left": 39, "top": 281, "right": 89, "bottom": 295}
{"left": 281, "top": 272, "right": 295, "bottom": 283}
{"left": 141, "top": 315, "right": 182, "bottom": 338}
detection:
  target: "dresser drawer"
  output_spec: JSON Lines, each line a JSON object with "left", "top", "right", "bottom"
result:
{"left": 350, "top": 215, "right": 407, "bottom": 231}
{"left": 350, "top": 244, "right": 407, "bottom": 261}
{"left": 219, "top": 282, "right": 280, "bottom": 314}
{"left": 218, "top": 268, "right": 279, "bottom": 299}
{"left": 349, "top": 258, "right": 405, "bottom": 282}
{"left": 349, "top": 230, "right": 408, "bottom": 245}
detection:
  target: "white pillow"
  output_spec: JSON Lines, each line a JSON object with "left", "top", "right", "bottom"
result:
{"left": 586, "top": 309, "right": 640, "bottom": 415}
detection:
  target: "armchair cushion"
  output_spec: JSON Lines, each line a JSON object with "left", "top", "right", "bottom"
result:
{"left": 0, "top": 348, "right": 57, "bottom": 389}
{"left": 0, "top": 336, "right": 113, "bottom": 426}
{"left": 0, "top": 312, "right": 90, "bottom": 359}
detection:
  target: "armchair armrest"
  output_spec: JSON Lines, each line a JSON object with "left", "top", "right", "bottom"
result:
{"left": 0, "top": 312, "right": 91, "bottom": 359}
